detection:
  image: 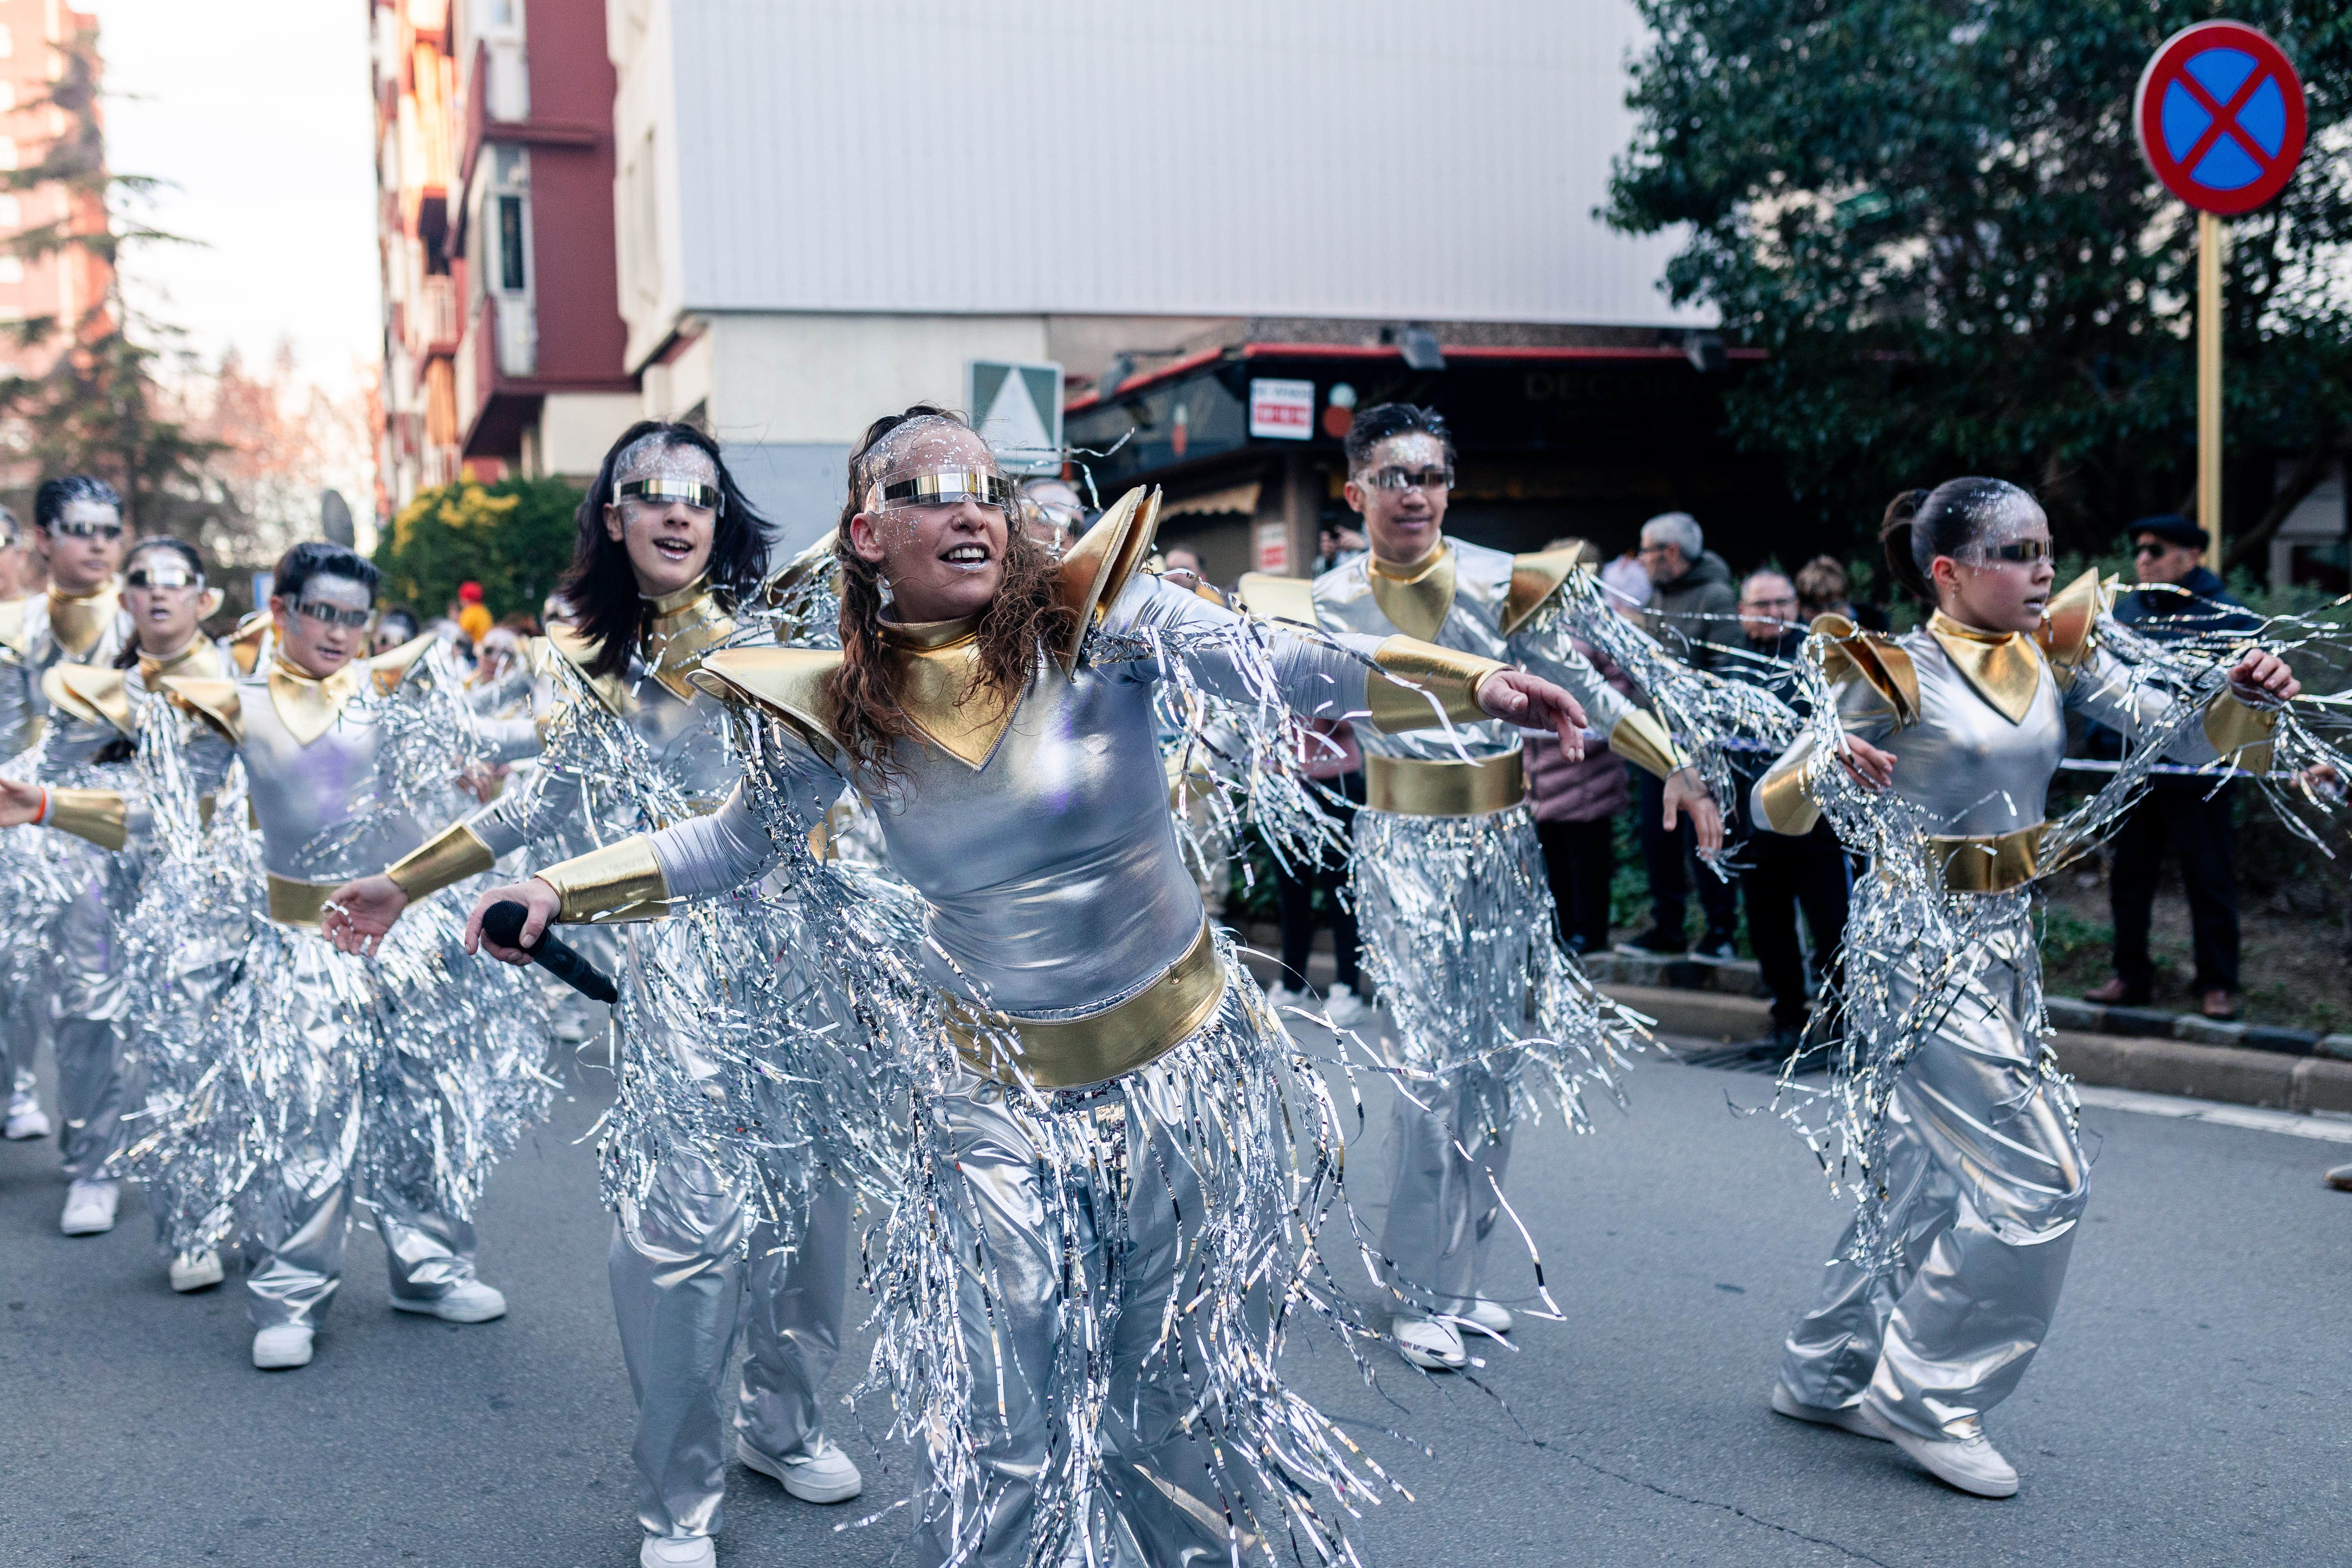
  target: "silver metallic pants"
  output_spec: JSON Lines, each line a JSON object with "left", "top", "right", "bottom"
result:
{"left": 612, "top": 1155, "right": 852, "bottom": 1541}
{"left": 47, "top": 862, "right": 129, "bottom": 1182}
{"left": 1381, "top": 1063, "right": 1517, "bottom": 1317}
{"left": 916, "top": 1063, "right": 1254, "bottom": 1568}
{"left": 1779, "top": 915, "right": 2086, "bottom": 1441}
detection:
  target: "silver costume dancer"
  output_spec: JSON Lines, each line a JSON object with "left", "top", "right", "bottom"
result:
{"left": 7, "top": 542, "right": 555, "bottom": 1372}
{"left": 1268, "top": 407, "right": 1720, "bottom": 1373}
{"left": 466, "top": 408, "right": 1591, "bottom": 1568}
{"left": 1753, "top": 478, "right": 2296, "bottom": 1498}
{"left": 331, "top": 425, "right": 869, "bottom": 1562}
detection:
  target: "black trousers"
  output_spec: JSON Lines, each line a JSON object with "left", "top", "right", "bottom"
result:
{"left": 1536, "top": 817, "right": 1615, "bottom": 952}
{"left": 2110, "top": 778, "right": 2240, "bottom": 994}
{"left": 1274, "top": 772, "right": 1362, "bottom": 993}
{"left": 1739, "top": 821, "right": 1851, "bottom": 1028}
{"left": 1638, "top": 769, "right": 1739, "bottom": 939}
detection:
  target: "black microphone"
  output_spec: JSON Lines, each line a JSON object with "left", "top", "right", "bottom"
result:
{"left": 480, "top": 899, "right": 619, "bottom": 1005}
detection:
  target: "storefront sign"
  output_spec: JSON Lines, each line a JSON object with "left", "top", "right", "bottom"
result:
{"left": 1253, "top": 519, "right": 1290, "bottom": 572}
{"left": 1247, "top": 378, "right": 1314, "bottom": 441}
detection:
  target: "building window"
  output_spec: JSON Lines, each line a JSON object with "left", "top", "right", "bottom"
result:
{"left": 0, "top": 82, "right": 15, "bottom": 112}
{"left": 0, "top": 195, "right": 20, "bottom": 228}
{"left": 497, "top": 193, "right": 525, "bottom": 291}
{"left": 0, "top": 25, "right": 13, "bottom": 58}
{"left": 0, "top": 140, "right": 17, "bottom": 172}
{"left": 0, "top": 258, "right": 21, "bottom": 283}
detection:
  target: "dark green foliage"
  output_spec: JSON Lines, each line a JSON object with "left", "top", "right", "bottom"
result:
{"left": 372, "top": 477, "right": 584, "bottom": 623}
{"left": 1607, "top": 1, "right": 2352, "bottom": 554}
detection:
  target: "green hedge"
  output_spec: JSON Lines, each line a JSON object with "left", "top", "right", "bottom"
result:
{"left": 372, "top": 477, "right": 584, "bottom": 624}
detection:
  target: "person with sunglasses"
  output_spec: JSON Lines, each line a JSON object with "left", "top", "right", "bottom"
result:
{"left": 0, "top": 476, "right": 133, "bottom": 1222}
{"left": 2080, "top": 514, "right": 2262, "bottom": 1022}
{"left": 1752, "top": 480, "right": 2297, "bottom": 1498}
{"left": 318, "top": 423, "right": 880, "bottom": 1566}
{"left": 0, "top": 539, "right": 554, "bottom": 1371}
{"left": 1256, "top": 403, "right": 1723, "bottom": 1374}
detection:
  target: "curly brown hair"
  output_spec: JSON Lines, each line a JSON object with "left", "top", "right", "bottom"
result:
{"left": 826, "top": 407, "right": 1077, "bottom": 786}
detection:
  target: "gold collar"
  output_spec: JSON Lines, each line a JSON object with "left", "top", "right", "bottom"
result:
{"left": 879, "top": 613, "right": 1020, "bottom": 770}
{"left": 1365, "top": 542, "right": 1455, "bottom": 642}
{"left": 1929, "top": 611, "right": 2043, "bottom": 724}
{"left": 641, "top": 578, "right": 736, "bottom": 701}
{"left": 138, "top": 637, "right": 218, "bottom": 686}
{"left": 267, "top": 653, "right": 368, "bottom": 746}
{"left": 46, "top": 583, "right": 119, "bottom": 660}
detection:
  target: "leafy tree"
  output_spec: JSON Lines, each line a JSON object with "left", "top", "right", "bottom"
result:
{"left": 0, "top": 25, "right": 217, "bottom": 527}
{"left": 1607, "top": 1, "right": 2352, "bottom": 563}
{"left": 373, "top": 477, "right": 584, "bottom": 624}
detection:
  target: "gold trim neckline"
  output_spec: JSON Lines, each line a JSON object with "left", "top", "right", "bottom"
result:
{"left": 1366, "top": 543, "right": 1456, "bottom": 642}
{"left": 878, "top": 614, "right": 981, "bottom": 652}
{"left": 1366, "top": 542, "right": 1447, "bottom": 583}
{"left": 641, "top": 574, "right": 710, "bottom": 615}
{"left": 1927, "top": 612, "right": 2042, "bottom": 725}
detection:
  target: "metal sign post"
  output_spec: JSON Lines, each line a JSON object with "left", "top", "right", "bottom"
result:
{"left": 2134, "top": 20, "right": 2307, "bottom": 572}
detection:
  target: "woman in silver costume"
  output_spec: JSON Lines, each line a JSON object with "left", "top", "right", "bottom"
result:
{"left": 1753, "top": 479, "right": 2300, "bottom": 1497}
{"left": 0, "top": 541, "right": 554, "bottom": 1372}
{"left": 1261, "top": 403, "right": 1726, "bottom": 1373}
{"left": 323, "top": 423, "right": 870, "bottom": 1568}
{"left": 464, "top": 407, "right": 1600, "bottom": 1568}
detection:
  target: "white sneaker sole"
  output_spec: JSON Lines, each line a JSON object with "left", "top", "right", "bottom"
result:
{"left": 169, "top": 1256, "right": 225, "bottom": 1293}
{"left": 389, "top": 1293, "right": 506, "bottom": 1323}
{"left": 60, "top": 1205, "right": 117, "bottom": 1236}
{"left": 252, "top": 1334, "right": 314, "bottom": 1370}
{"left": 1863, "top": 1408, "right": 2018, "bottom": 1497}
{"left": 1769, "top": 1383, "right": 1887, "bottom": 1441}
{"left": 737, "top": 1438, "right": 863, "bottom": 1503}
{"left": 640, "top": 1538, "right": 716, "bottom": 1568}
{"left": 4, "top": 1116, "right": 49, "bottom": 1140}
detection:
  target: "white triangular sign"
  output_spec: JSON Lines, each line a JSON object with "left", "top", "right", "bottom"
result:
{"left": 980, "top": 368, "right": 1054, "bottom": 468}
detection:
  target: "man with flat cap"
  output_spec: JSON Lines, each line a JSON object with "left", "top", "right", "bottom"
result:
{"left": 2084, "top": 514, "right": 2259, "bottom": 1020}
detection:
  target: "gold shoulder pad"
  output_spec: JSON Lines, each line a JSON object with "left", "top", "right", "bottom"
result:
{"left": 227, "top": 612, "right": 270, "bottom": 675}
{"left": 759, "top": 535, "right": 842, "bottom": 605}
{"left": 1501, "top": 542, "right": 1594, "bottom": 637}
{"left": 1233, "top": 572, "right": 1317, "bottom": 626}
{"left": 367, "top": 630, "right": 439, "bottom": 693}
{"left": 1812, "top": 613, "right": 1920, "bottom": 728}
{"left": 0, "top": 595, "right": 31, "bottom": 658}
{"left": 542, "top": 621, "right": 630, "bottom": 715}
{"left": 687, "top": 646, "right": 845, "bottom": 753}
{"left": 1053, "top": 487, "right": 1161, "bottom": 676}
{"left": 161, "top": 676, "right": 244, "bottom": 746}
{"left": 42, "top": 664, "right": 135, "bottom": 737}
{"left": 2036, "top": 569, "right": 2112, "bottom": 673}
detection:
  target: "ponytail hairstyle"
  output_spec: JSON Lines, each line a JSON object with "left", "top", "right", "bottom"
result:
{"left": 559, "top": 420, "right": 770, "bottom": 681}
{"left": 1878, "top": 477, "right": 2039, "bottom": 603}
{"left": 825, "top": 405, "right": 1075, "bottom": 786}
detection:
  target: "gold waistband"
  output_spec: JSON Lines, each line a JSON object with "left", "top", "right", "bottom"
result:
{"left": 1925, "top": 822, "right": 2046, "bottom": 895}
{"left": 267, "top": 873, "right": 342, "bottom": 928}
{"left": 947, "top": 920, "right": 1227, "bottom": 1090}
{"left": 1364, "top": 750, "right": 1526, "bottom": 817}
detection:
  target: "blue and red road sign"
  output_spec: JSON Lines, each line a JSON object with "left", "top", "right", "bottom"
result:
{"left": 2136, "top": 21, "right": 2307, "bottom": 216}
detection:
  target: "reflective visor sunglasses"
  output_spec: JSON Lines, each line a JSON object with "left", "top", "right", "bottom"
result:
{"left": 126, "top": 564, "right": 202, "bottom": 590}
{"left": 292, "top": 599, "right": 372, "bottom": 629}
{"left": 616, "top": 477, "right": 725, "bottom": 514}
{"left": 48, "top": 519, "right": 124, "bottom": 541}
{"left": 1970, "top": 539, "right": 2050, "bottom": 564}
{"left": 1363, "top": 465, "right": 1454, "bottom": 492}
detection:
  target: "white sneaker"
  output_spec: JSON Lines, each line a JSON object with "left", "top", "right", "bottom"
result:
{"left": 1863, "top": 1406, "right": 2019, "bottom": 1497}
{"left": 252, "top": 1324, "right": 315, "bottom": 1370}
{"left": 641, "top": 1535, "right": 716, "bottom": 1568}
{"left": 4, "top": 1092, "right": 49, "bottom": 1140}
{"left": 739, "top": 1434, "right": 863, "bottom": 1503}
{"left": 1462, "top": 1298, "right": 1514, "bottom": 1337}
{"left": 169, "top": 1250, "right": 225, "bottom": 1293}
{"left": 1769, "top": 1381, "right": 1887, "bottom": 1440}
{"left": 1263, "top": 982, "right": 1307, "bottom": 1012}
{"left": 1392, "top": 1314, "right": 1467, "bottom": 1371}
{"left": 60, "top": 1178, "right": 118, "bottom": 1235}
{"left": 389, "top": 1279, "right": 507, "bottom": 1323}
{"left": 1323, "top": 983, "right": 1372, "bottom": 1027}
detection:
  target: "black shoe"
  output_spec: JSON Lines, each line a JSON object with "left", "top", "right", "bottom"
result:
{"left": 1690, "top": 932, "right": 1739, "bottom": 964}
{"left": 1613, "top": 927, "right": 1687, "bottom": 958}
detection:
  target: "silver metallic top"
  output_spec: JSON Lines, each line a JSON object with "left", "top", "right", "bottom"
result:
{"left": 1313, "top": 539, "right": 1633, "bottom": 761}
{"left": 647, "top": 573, "right": 1381, "bottom": 1015}
{"left": 0, "top": 588, "right": 130, "bottom": 760}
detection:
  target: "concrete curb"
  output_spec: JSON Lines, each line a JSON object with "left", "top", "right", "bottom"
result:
{"left": 1600, "top": 983, "right": 2352, "bottom": 1118}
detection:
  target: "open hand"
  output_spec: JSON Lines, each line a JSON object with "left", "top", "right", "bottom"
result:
{"left": 1476, "top": 669, "right": 1590, "bottom": 760}
{"left": 1837, "top": 735, "right": 1897, "bottom": 791}
{"left": 2228, "top": 650, "right": 2299, "bottom": 706}
{"left": 465, "top": 878, "right": 560, "bottom": 964}
{"left": 0, "top": 778, "right": 43, "bottom": 828}
{"left": 1660, "top": 767, "right": 1723, "bottom": 853}
{"left": 319, "top": 875, "right": 410, "bottom": 956}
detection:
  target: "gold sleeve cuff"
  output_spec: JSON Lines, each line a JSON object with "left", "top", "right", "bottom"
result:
{"left": 44, "top": 787, "right": 128, "bottom": 851}
{"left": 1753, "top": 761, "right": 1823, "bottom": 836}
{"left": 386, "top": 821, "right": 499, "bottom": 900}
{"left": 2202, "top": 691, "right": 2278, "bottom": 773}
{"left": 537, "top": 837, "right": 673, "bottom": 924}
{"left": 1605, "top": 708, "right": 1688, "bottom": 781}
{"left": 1364, "top": 637, "right": 1508, "bottom": 733}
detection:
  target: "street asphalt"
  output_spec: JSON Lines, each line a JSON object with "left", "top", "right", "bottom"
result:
{"left": 3, "top": 1026, "right": 2348, "bottom": 1567}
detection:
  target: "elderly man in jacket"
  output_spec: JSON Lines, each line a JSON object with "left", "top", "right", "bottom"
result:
{"left": 1619, "top": 511, "right": 1742, "bottom": 959}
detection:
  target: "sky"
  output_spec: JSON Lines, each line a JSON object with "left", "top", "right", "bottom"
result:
{"left": 89, "top": 0, "right": 380, "bottom": 399}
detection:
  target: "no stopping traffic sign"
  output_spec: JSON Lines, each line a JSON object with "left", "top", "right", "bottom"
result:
{"left": 2136, "top": 21, "right": 2307, "bottom": 215}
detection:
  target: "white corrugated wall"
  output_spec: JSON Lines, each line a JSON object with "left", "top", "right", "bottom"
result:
{"left": 667, "top": 0, "right": 1700, "bottom": 325}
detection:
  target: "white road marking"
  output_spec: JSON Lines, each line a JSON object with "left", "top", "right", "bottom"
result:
{"left": 2073, "top": 1084, "right": 2352, "bottom": 1144}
